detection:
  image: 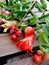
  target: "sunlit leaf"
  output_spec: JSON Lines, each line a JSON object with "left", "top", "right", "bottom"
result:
{"left": 45, "top": 49, "right": 49, "bottom": 55}
{"left": 35, "top": 2, "right": 44, "bottom": 12}
{"left": 39, "top": 13, "right": 49, "bottom": 20}
{"left": 40, "top": 0, "right": 47, "bottom": 9}
{"left": 42, "top": 24, "right": 49, "bottom": 36}
{"left": 39, "top": 31, "right": 49, "bottom": 44}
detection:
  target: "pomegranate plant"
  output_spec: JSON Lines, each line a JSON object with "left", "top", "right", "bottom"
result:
{"left": 0, "top": 0, "right": 49, "bottom": 64}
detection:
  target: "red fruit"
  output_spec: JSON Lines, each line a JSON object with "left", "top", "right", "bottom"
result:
{"left": 25, "top": 26, "right": 34, "bottom": 37}
{"left": 21, "top": 41, "right": 29, "bottom": 53}
{"left": 42, "top": 54, "right": 49, "bottom": 60}
{"left": 10, "top": 34, "right": 18, "bottom": 42}
{"left": 10, "top": 29, "right": 15, "bottom": 34}
{"left": 15, "top": 30, "right": 22, "bottom": 37}
{"left": 0, "top": 19, "right": 3, "bottom": 25}
{"left": 10, "top": 26, "right": 18, "bottom": 34}
{"left": 16, "top": 35, "right": 34, "bottom": 53}
{"left": 10, "top": 26, "right": 18, "bottom": 31}
{"left": 33, "top": 54, "right": 42, "bottom": 64}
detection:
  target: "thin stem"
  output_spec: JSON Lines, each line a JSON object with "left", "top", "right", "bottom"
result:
{"left": 33, "top": 0, "right": 36, "bottom": 3}
{"left": 20, "top": 1, "right": 36, "bottom": 23}
{"left": 5, "top": 0, "right": 8, "bottom": 5}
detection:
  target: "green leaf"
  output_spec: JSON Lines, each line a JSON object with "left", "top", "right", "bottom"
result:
{"left": 39, "top": 31, "right": 49, "bottom": 44}
{"left": 0, "top": 0, "right": 35, "bottom": 20}
{"left": 40, "top": 0, "right": 47, "bottom": 9}
{"left": 11, "top": 8, "right": 27, "bottom": 19}
{"left": 8, "top": 1, "right": 32, "bottom": 20}
{"left": 21, "top": 0, "right": 33, "bottom": 2}
{"left": 40, "top": 46, "right": 45, "bottom": 53}
{"left": 21, "top": 0, "right": 27, "bottom": 2}
{"left": 0, "top": 14, "right": 13, "bottom": 20}
{"left": 42, "top": 44, "right": 49, "bottom": 48}
{"left": 39, "top": 13, "right": 49, "bottom": 20}
{"left": 42, "top": 24, "right": 49, "bottom": 36}
{"left": 30, "top": 11, "right": 37, "bottom": 18}
{"left": 35, "top": 2, "right": 44, "bottom": 12}
{"left": 8, "top": 0, "right": 13, "bottom": 5}
{"left": 35, "top": 24, "right": 42, "bottom": 30}
{"left": 40, "top": 46, "right": 49, "bottom": 55}
{"left": 21, "top": 25, "right": 27, "bottom": 31}
{"left": 0, "top": 14, "right": 8, "bottom": 20}
{"left": 45, "top": 49, "right": 49, "bottom": 55}
{"left": 23, "top": 16, "right": 34, "bottom": 21}
{"left": 45, "top": 18, "right": 49, "bottom": 25}
{"left": 18, "top": 22, "right": 27, "bottom": 31}
{"left": 30, "top": 17, "right": 38, "bottom": 25}
{"left": 0, "top": 2, "right": 12, "bottom": 10}
{"left": 29, "top": 12, "right": 38, "bottom": 25}
{"left": 0, "top": 2, "right": 6, "bottom": 8}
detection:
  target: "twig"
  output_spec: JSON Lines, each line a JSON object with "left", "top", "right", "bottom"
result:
{"left": 5, "top": 0, "right": 8, "bottom": 5}
{"left": 20, "top": 1, "right": 36, "bottom": 23}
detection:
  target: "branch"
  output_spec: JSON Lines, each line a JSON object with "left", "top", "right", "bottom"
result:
{"left": 5, "top": 0, "right": 8, "bottom": 5}
{"left": 20, "top": 1, "right": 36, "bottom": 23}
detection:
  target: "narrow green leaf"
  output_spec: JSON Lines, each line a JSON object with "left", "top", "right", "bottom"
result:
{"left": 18, "top": 22, "right": 27, "bottom": 31}
{"left": 35, "top": 24, "right": 42, "bottom": 30}
{"left": 40, "top": 46, "right": 49, "bottom": 55}
{"left": 45, "top": 49, "right": 49, "bottom": 55}
{"left": 21, "top": 0, "right": 27, "bottom": 2}
{"left": 30, "top": 12, "right": 38, "bottom": 25}
{"left": 23, "top": 16, "right": 34, "bottom": 21}
{"left": 0, "top": 14, "right": 8, "bottom": 20}
{"left": 42, "top": 24, "right": 49, "bottom": 36}
{"left": 45, "top": 18, "right": 49, "bottom": 25}
{"left": 40, "top": 46, "right": 45, "bottom": 53}
{"left": 0, "top": 2, "right": 6, "bottom": 8}
{"left": 40, "top": 0, "right": 47, "bottom": 9}
{"left": 30, "top": 11, "right": 37, "bottom": 18}
{"left": 39, "top": 13, "right": 49, "bottom": 20}
{"left": 40, "top": 46, "right": 49, "bottom": 54}
{"left": 8, "top": 0, "right": 13, "bottom": 5}
{"left": 35, "top": 2, "right": 44, "bottom": 12}
{"left": 39, "top": 31, "right": 49, "bottom": 44}
{"left": 30, "top": 17, "right": 38, "bottom": 25}
{"left": 42, "top": 44, "right": 49, "bottom": 48}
